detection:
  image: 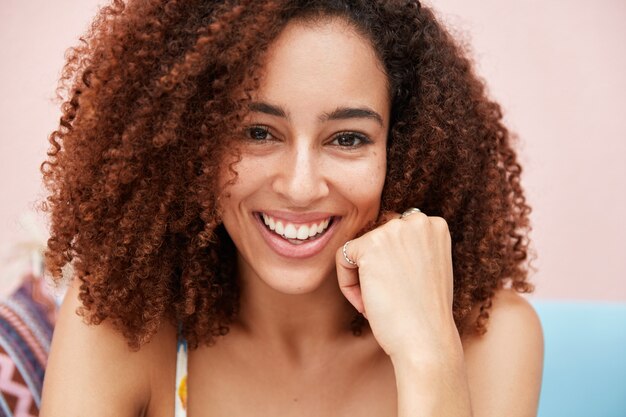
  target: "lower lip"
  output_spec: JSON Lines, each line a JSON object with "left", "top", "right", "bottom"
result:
{"left": 254, "top": 214, "right": 340, "bottom": 259}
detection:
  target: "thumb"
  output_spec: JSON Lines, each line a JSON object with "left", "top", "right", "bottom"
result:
{"left": 335, "top": 240, "right": 366, "bottom": 317}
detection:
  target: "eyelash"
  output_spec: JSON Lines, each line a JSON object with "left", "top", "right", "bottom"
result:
{"left": 330, "top": 132, "right": 372, "bottom": 148}
{"left": 245, "top": 126, "right": 275, "bottom": 142}
{"left": 244, "top": 125, "right": 372, "bottom": 148}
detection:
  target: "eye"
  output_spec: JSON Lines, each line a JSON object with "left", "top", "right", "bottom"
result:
{"left": 245, "top": 125, "right": 274, "bottom": 141}
{"left": 330, "top": 132, "right": 371, "bottom": 148}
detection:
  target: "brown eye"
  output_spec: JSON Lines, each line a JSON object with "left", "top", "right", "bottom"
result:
{"left": 246, "top": 126, "right": 272, "bottom": 141}
{"left": 331, "top": 132, "right": 370, "bottom": 148}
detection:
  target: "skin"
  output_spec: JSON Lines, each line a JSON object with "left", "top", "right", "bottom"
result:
{"left": 40, "top": 18, "right": 544, "bottom": 417}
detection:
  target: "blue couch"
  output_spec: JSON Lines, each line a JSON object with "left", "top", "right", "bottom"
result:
{"left": 533, "top": 301, "right": 626, "bottom": 417}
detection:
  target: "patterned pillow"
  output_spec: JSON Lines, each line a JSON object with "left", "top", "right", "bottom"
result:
{"left": 0, "top": 273, "right": 56, "bottom": 417}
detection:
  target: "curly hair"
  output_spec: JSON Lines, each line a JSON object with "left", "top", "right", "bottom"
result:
{"left": 39, "top": 0, "right": 533, "bottom": 349}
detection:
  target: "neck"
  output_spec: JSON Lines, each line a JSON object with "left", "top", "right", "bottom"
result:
{"left": 232, "top": 257, "right": 359, "bottom": 361}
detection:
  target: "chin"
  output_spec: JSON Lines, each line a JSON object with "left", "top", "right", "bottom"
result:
{"left": 248, "top": 259, "right": 338, "bottom": 296}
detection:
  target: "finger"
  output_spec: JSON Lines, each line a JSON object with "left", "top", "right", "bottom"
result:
{"left": 335, "top": 241, "right": 365, "bottom": 315}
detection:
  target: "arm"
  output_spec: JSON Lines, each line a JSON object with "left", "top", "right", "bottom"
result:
{"left": 40, "top": 280, "right": 152, "bottom": 417}
{"left": 337, "top": 213, "right": 543, "bottom": 416}
{"left": 392, "top": 333, "right": 473, "bottom": 417}
{"left": 337, "top": 213, "right": 473, "bottom": 415}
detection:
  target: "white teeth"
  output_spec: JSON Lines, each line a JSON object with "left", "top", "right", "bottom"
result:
{"left": 296, "top": 225, "right": 310, "bottom": 239}
{"left": 260, "top": 213, "right": 332, "bottom": 241}
{"left": 284, "top": 224, "right": 297, "bottom": 239}
{"left": 263, "top": 214, "right": 277, "bottom": 231}
{"left": 275, "top": 221, "right": 284, "bottom": 235}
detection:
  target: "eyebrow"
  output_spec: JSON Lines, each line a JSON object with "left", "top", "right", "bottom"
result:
{"left": 248, "top": 101, "right": 384, "bottom": 127}
{"left": 321, "top": 107, "right": 384, "bottom": 127}
{"left": 248, "top": 102, "right": 287, "bottom": 118}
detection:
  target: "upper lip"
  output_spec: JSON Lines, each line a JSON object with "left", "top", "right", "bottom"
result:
{"left": 256, "top": 210, "right": 337, "bottom": 224}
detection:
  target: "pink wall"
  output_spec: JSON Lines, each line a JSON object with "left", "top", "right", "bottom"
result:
{"left": 1, "top": 0, "right": 624, "bottom": 301}
{"left": 432, "top": 0, "right": 626, "bottom": 301}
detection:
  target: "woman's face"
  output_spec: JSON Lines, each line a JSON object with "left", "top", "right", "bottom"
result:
{"left": 219, "top": 18, "right": 390, "bottom": 294}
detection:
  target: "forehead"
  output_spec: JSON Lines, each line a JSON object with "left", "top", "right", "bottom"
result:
{"left": 252, "top": 18, "right": 390, "bottom": 118}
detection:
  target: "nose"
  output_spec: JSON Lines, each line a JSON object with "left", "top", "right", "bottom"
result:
{"left": 272, "top": 143, "right": 329, "bottom": 207}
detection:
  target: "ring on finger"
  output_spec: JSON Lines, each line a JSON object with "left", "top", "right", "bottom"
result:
{"left": 342, "top": 240, "right": 357, "bottom": 266}
{"left": 400, "top": 207, "right": 422, "bottom": 219}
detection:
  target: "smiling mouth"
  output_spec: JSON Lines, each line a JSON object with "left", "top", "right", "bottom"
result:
{"left": 255, "top": 212, "right": 336, "bottom": 245}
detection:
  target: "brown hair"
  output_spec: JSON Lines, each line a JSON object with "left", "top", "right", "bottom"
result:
{"left": 40, "top": 0, "right": 533, "bottom": 349}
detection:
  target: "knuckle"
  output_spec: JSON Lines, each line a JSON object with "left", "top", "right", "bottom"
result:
{"left": 404, "top": 213, "right": 427, "bottom": 230}
{"left": 388, "top": 217, "right": 404, "bottom": 229}
{"left": 369, "top": 226, "right": 389, "bottom": 247}
{"left": 430, "top": 216, "right": 450, "bottom": 231}
{"left": 369, "top": 218, "right": 400, "bottom": 245}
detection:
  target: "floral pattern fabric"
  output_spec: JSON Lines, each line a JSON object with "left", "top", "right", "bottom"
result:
{"left": 175, "top": 336, "right": 188, "bottom": 417}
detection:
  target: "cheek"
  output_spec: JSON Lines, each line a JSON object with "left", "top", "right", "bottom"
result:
{"left": 373, "top": 151, "right": 387, "bottom": 191}
{"left": 366, "top": 159, "right": 387, "bottom": 209}
{"left": 217, "top": 159, "right": 258, "bottom": 230}
{"left": 218, "top": 154, "right": 262, "bottom": 198}
{"left": 332, "top": 153, "right": 386, "bottom": 212}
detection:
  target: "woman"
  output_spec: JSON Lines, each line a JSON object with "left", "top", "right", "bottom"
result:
{"left": 39, "top": 0, "right": 543, "bottom": 416}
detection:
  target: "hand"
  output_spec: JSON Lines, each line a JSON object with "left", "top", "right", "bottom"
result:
{"left": 336, "top": 210, "right": 459, "bottom": 361}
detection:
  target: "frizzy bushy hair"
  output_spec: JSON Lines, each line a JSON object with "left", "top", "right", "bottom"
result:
{"left": 40, "top": 0, "right": 533, "bottom": 349}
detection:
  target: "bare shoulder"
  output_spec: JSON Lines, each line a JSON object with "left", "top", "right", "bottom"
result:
{"left": 40, "top": 279, "right": 177, "bottom": 417}
{"left": 462, "top": 288, "right": 543, "bottom": 346}
{"left": 461, "top": 288, "right": 544, "bottom": 417}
